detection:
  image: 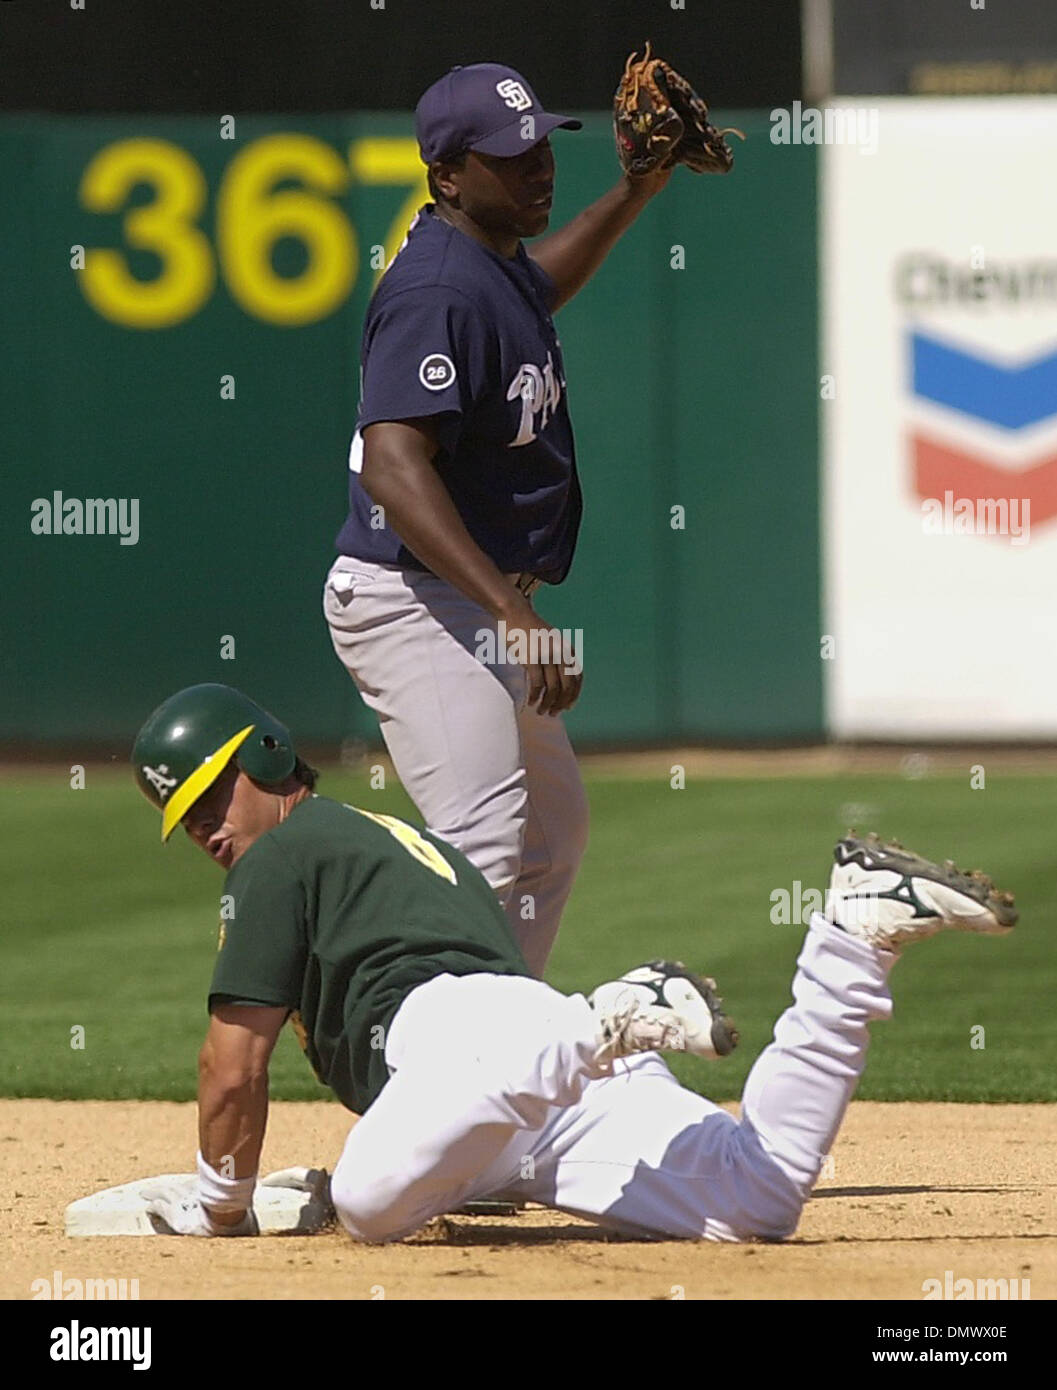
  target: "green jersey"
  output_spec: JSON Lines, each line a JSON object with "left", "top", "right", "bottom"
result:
{"left": 209, "top": 795, "right": 529, "bottom": 1112}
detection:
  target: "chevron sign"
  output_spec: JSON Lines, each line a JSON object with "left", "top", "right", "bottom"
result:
{"left": 910, "top": 331, "right": 1057, "bottom": 530}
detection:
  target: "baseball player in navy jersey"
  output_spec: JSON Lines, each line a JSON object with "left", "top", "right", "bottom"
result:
{"left": 323, "top": 62, "right": 676, "bottom": 975}
{"left": 131, "top": 685, "right": 1016, "bottom": 1244}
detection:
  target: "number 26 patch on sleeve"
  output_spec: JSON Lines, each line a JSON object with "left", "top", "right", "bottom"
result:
{"left": 418, "top": 353, "right": 457, "bottom": 391}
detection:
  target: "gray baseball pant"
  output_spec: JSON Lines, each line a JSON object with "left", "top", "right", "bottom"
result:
{"left": 323, "top": 556, "right": 589, "bottom": 975}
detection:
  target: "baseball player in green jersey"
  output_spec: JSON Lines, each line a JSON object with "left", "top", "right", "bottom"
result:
{"left": 132, "top": 683, "right": 1016, "bottom": 1243}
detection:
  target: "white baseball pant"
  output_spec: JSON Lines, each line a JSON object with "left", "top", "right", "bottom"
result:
{"left": 330, "top": 914, "right": 897, "bottom": 1242}
{"left": 323, "top": 556, "right": 589, "bottom": 975}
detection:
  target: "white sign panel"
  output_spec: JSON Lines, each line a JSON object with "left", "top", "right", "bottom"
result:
{"left": 822, "top": 98, "right": 1057, "bottom": 737}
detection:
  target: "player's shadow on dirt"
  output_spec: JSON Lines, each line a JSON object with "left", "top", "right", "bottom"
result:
{"left": 811, "top": 1184, "right": 1050, "bottom": 1198}
{"left": 795, "top": 1231, "right": 1057, "bottom": 1246}
{"left": 404, "top": 1185, "right": 1057, "bottom": 1246}
{"left": 410, "top": 1219, "right": 640, "bottom": 1246}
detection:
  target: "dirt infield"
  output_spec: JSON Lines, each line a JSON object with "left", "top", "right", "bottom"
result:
{"left": 3, "top": 1099, "right": 1054, "bottom": 1301}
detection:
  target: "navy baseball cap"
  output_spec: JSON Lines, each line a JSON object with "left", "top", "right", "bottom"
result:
{"left": 416, "top": 63, "right": 582, "bottom": 163}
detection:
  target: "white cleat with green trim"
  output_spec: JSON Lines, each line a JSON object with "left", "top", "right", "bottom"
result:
{"left": 826, "top": 832, "right": 1018, "bottom": 952}
{"left": 590, "top": 960, "right": 739, "bottom": 1064}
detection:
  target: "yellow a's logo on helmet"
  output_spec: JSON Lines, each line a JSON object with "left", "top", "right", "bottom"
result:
{"left": 142, "top": 763, "right": 179, "bottom": 801}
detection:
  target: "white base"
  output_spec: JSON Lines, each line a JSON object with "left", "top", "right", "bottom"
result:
{"left": 65, "top": 1167, "right": 334, "bottom": 1237}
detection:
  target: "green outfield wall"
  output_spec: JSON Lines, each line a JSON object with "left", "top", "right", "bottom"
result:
{"left": 0, "top": 113, "right": 820, "bottom": 746}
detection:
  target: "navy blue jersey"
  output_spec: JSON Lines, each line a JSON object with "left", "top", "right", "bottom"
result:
{"left": 334, "top": 204, "right": 582, "bottom": 585}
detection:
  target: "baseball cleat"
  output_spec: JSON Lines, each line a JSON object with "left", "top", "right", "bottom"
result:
{"left": 589, "top": 960, "right": 739, "bottom": 1064}
{"left": 827, "top": 831, "right": 1018, "bottom": 951}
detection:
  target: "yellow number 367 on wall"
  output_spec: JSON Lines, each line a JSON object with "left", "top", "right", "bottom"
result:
{"left": 77, "top": 133, "right": 427, "bottom": 330}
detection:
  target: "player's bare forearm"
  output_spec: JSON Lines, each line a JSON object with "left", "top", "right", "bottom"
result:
{"left": 530, "top": 168, "right": 672, "bottom": 311}
{"left": 197, "top": 1063, "right": 270, "bottom": 1179}
{"left": 363, "top": 421, "right": 583, "bottom": 713}
{"left": 196, "top": 1061, "right": 269, "bottom": 1227}
{"left": 361, "top": 422, "right": 530, "bottom": 622}
{"left": 195, "top": 1003, "right": 286, "bottom": 1223}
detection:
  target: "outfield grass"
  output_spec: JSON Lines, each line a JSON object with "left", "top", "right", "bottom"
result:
{"left": 1, "top": 764, "right": 1052, "bottom": 1103}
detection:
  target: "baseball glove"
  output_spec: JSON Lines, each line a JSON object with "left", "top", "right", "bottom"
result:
{"left": 613, "top": 41, "right": 744, "bottom": 177}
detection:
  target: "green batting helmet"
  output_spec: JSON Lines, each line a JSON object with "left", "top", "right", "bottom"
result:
{"left": 132, "top": 684, "right": 296, "bottom": 842}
